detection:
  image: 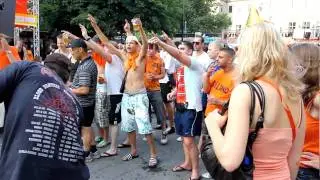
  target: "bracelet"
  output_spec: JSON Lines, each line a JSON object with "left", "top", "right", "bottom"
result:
{"left": 85, "top": 37, "right": 91, "bottom": 41}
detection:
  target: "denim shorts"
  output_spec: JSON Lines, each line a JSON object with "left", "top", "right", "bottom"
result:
{"left": 297, "top": 167, "right": 319, "bottom": 180}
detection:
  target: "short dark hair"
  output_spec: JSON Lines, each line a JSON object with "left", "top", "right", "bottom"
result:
{"left": 194, "top": 36, "right": 204, "bottom": 43}
{"left": 220, "top": 47, "right": 235, "bottom": 58}
{"left": 43, "top": 54, "right": 71, "bottom": 83}
{"left": 180, "top": 41, "right": 193, "bottom": 51}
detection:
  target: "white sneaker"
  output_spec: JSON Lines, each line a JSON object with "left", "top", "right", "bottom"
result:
{"left": 201, "top": 172, "right": 212, "bottom": 179}
{"left": 91, "top": 151, "right": 101, "bottom": 159}
{"left": 85, "top": 154, "right": 93, "bottom": 163}
{"left": 160, "top": 132, "right": 168, "bottom": 145}
{"left": 176, "top": 136, "right": 182, "bottom": 142}
{"left": 142, "top": 137, "right": 147, "bottom": 141}
{"left": 96, "top": 140, "right": 109, "bottom": 148}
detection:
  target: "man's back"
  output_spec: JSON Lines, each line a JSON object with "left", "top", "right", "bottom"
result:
{"left": 0, "top": 62, "right": 89, "bottom": 180}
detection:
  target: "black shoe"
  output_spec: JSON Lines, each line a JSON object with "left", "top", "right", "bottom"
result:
{"left": 154, "top": 124, "right": 162, "bottom": 130}
{"left": 166, "top": 127, "right": 176, "bottom": 134}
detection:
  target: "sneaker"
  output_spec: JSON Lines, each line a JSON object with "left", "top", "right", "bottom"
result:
{"left": 165, "top": 127, "right": 176, "bottom": 134}
{"left": 201, "top": 172, "right": 212, "bottom": 179}
{"left": 142, "top": 137, "right": 147, "bottom": 141}
{"left": 85, "top": 153, "right": 93, "bottom": 163}
{"left": 176, "top": 136, "right": 182, "bottom": 142}
{"left": 95, "top": 136, "right": 103, "bottom": 143}
{"left": 160, "top": 132, "right": 168, "bottom": 145}
{"left": 91, "top": 151, "right": 101, "bottom": 159}
{"left": 154, "top": 124, "right": 162, "bottom": 130}
{"left": 96, "top": 140, "right": 109, "bottom": 148}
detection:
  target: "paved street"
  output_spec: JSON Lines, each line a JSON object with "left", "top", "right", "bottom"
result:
{"left": 0, "top": 116, "right": 208, "bottom": 180}
{"left": 89, "top": 120, "right": 207, "bottom": 180}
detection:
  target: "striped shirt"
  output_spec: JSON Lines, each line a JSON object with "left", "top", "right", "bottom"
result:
{"left": 71, "top": 56, "right": 97, "bottom": 107}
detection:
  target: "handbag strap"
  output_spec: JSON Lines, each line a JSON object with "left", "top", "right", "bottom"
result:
{"left": 242, "top": 81, "right": 265, "bottom": 148}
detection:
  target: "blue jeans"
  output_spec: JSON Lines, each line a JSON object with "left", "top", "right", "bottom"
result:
{"left": 297, "top": 167, "right": 319, "bottom": 180}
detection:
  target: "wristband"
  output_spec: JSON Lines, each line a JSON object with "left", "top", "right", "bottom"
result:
{"left": 85, "top": 37, "right": 91, "bottom": 41}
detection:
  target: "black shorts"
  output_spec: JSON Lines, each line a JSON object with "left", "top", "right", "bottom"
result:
{"left": 108, "top": 94, "right": 123, "bottom": 125}
{"left": 160, "top": 82, "right": 173, "bottom": 103}
{"left": 81, "top": 105, "right": 95, "bottom": 127}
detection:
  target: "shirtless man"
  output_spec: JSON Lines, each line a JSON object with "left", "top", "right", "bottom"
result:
{"left": 87, "top": 14, "right": 158, "bottom": 168}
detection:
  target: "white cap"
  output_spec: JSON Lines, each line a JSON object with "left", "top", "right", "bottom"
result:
{"left": 126, "top": 36, "right": 141, "bottom": 46}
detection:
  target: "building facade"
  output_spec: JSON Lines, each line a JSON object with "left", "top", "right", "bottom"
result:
{"left": 216, "top": 0, "right": 320, "bottom": 40}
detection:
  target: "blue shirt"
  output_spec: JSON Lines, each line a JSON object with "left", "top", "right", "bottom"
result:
{"left": 0, "top": 62, "right": 89, "bottom": 180}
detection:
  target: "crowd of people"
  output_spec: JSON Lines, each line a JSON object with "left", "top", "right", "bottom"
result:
{"left": 0, "top": 13, "right": 319, "bottom": 180}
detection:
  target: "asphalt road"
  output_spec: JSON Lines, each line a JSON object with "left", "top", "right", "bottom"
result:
{"left": 89, "top": 122, "right": 208, "bottom": 180}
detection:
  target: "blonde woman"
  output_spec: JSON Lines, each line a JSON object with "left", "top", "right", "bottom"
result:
{"left": 291, "top": 43, "right": 319, "bottom": 180}
{"left": 205, "top": 23, "right": 305, "bottom": 179}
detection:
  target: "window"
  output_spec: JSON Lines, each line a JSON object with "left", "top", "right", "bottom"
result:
{"left": 302, "top": 22, "right": 310, "bottom": 29}
{"left": 229, "top": 6, "right": 232, "bottom": 13}
{"left": 288, "top": 22, "right": 296, "bottom": 35}
{"left": 236, "top": 25, "right": 241, "bottom": 32}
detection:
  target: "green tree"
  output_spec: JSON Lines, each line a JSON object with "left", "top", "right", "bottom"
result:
{"left": 39, "top": 0, "right": 231, "bottom": 38}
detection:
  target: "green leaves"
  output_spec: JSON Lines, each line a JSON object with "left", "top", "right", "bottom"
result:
{"left": 39, "top": 0, "right": 231, "bottom": 37}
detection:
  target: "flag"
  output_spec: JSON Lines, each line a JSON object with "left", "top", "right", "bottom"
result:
{"left": 246, "top": 6, "right": 264, "bottom": 27}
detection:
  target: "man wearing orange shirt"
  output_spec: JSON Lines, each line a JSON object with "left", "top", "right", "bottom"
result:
{"left": 203, "top": 47, "right": 236, "bottom": 116}
{"left": 144, "top": 43, "right": 167, "bottom": 145}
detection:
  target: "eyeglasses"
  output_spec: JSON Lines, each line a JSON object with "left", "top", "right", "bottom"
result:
{"left": 193, "top": 42, "right": 201, "bottom": 45}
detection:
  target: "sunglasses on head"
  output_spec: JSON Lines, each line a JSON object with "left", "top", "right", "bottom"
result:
{"left": 193, "top": 41, "right": 201, "bottom": 45}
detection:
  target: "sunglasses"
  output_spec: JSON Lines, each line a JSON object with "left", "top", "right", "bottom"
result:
{"left": 193, "top": 42, "right": 201, "bottom": 45}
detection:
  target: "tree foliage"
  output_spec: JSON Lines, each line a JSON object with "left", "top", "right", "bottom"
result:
{"left": 39, "top": 0, "right": 231, "bottom": 37}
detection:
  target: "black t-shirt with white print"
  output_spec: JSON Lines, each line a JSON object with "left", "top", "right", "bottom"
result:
{"left": 0, "top": 61, "right": 89, "bottom": 180}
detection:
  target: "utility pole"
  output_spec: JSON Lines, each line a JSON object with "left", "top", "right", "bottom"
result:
{"left": 32, "top": 0, "right": 40, "bottom": 59}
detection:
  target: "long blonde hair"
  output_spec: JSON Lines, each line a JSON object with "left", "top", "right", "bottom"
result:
{"left": 290, "top": 43, "right": 320, "bottom": 104}
{"left": 237, "top": 23, "right": 304, "bottom": 100}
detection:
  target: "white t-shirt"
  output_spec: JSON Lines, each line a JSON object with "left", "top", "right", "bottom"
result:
{"left": 159, "top": 51, "right": 177, "bottom": 84}
{"left": 104, "top": 55, "right": 125, "bottom": 95}
{"left": 192, "top": 51, "right": 211, "bottom": 73}
{"left": 181, "top": 57, "right": 203, "bottom": 112}
{"left": 54, "top": 49, "right": 72, "bottom": 59}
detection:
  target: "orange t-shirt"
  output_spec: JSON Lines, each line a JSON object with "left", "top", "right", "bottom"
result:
{"left": 205, "top": 69, "right": 234, "bottom": 116}
{"left": 26, "top": 50, "right": 34, "bottom": 61}
{"left": 300, "top": 92, "right": 319, "bottom": 168}
{"left": 144, "top": 54, "right": 164, "bottom": 91}
{"left": 92, "top": 52, "right": 107, "bottom": 67}
{"left": 0, "top": 46, "right": 21, "bottom": 70}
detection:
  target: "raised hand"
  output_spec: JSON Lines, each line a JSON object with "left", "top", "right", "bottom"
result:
{"left": 61, "top": 30, "right": 79, "bottom": 40}
{"left": 149, "top": 36, "right": 161, "bottom": 45}
{"left": 124, "top": 19, "right": 131, "bottom": 33}
{"left": 79, "top": 24, "right": 90, "bottom": 40}
{"left": 87, "top": 14, "right": 97, "bottom": 25}
{"left": 0, "top": 38, "right": 10, "bottom": 52}
{"left": 161, "top": 31, "right": 170, "bottom": 41}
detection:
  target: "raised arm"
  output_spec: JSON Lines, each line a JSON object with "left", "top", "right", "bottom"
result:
{"left": 161, "top": 31, "right": 176, "bottom": 47}
{"left": 133, "top": 18, "right": 147, "bottom": 65}
{"left": 79, "top": 24, "right": 112, "bottom": 63}
{"left": 0, "top": 37, "right": 17, "bottom": 63}
{"left": 87, "top": 14, "right": 125, "bottom": 61}
{"left": 124, "top": 19, "right": 133, "bottom": 36}
{"left": 150, "top": 36, "right": 191, "bottom": 67}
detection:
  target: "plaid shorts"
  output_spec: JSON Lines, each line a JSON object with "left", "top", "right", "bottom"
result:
{"left": 94, "top": 91, "right": 109, "bottom": 128}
